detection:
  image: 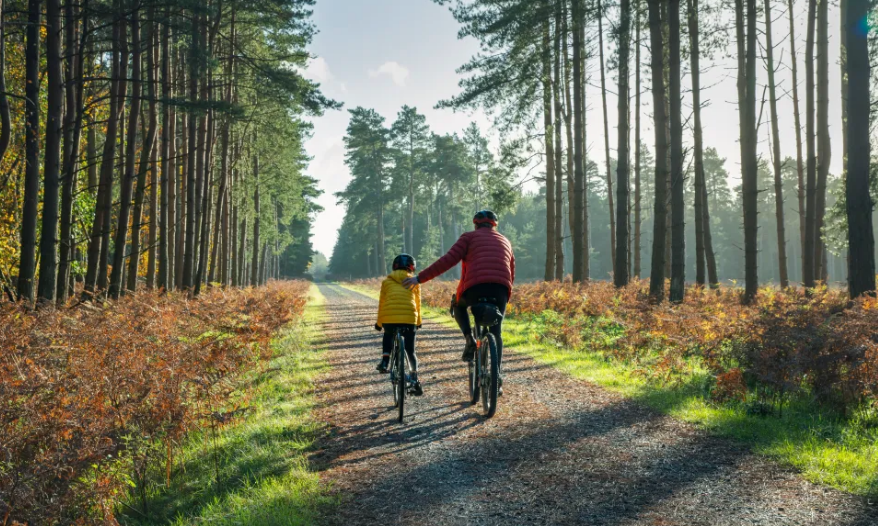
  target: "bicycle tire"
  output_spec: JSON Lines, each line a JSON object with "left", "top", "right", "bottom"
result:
{"left": 468, "top": 326, "right": 480, "bottom": 405}
{"left": 481, "top": 333, "right": 499, "bottom": 417}
{"left": 396, "top": 332, "right": 406, "bottom": 423}
{"left": 391, "top": 336, "right": 400, "bottom": 408}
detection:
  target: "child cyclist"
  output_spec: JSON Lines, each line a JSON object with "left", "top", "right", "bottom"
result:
{"left": 374, "top": 254, "right": 423, "bottom": 396}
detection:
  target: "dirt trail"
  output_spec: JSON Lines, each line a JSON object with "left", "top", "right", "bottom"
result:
{"left": 311, "top": 284, "right": 877, "bottom": 526}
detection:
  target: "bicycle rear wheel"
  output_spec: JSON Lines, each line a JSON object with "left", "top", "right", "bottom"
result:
{"left": 396, "top": 332, "right": 406, "bottom": 423}
{"left": 480, "top": 333, "right": 499, "bottom": 418}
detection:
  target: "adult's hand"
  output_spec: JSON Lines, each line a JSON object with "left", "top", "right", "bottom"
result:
{"left": 402, "top": 276, "right": 419, "bottom": 290}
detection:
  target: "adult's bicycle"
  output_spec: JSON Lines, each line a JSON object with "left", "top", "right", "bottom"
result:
{"left": 466, "top": 299, "right": 503, "bottom": 418}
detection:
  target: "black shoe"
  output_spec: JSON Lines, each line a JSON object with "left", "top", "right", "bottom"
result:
{"left": 462, "top": 340, "right": 477, "bottom": 362}
{"left": 376, "top": 358, "right": 389, "bottom": 373}
{"left": 411, "top": 380, "right": 424, "bottom": 396}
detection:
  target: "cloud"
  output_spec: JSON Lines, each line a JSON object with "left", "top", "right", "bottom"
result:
{"left": 303, "top": 56, "right": 333, "bottom": 83}
{"left": 368, "top": 61, "right": 410, "bottom": 87}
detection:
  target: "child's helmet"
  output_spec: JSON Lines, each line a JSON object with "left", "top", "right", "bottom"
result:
{"left": 392, "top": 254, "right": 416, "bottom": 272}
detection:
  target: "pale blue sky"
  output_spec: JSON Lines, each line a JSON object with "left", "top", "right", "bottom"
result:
{"left": 303, "top": 0, "right": 492, "bottom": 258}
{"left": 304, "top": 0, "right": 845, "bottom": 260}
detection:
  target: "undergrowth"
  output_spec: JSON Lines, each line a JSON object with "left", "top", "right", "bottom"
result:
{"left": 120, "top": 284, "right": 332, "bottom": 525}
{"left": 0, "top": 281, "right": 315, "bottom": 524}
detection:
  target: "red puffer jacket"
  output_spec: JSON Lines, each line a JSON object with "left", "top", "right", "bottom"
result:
{"left": 417, "top": 227, "right": 515, "bottom": 298}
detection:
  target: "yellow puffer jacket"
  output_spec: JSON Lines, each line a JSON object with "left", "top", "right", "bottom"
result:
{"left": 376, "top": 269, "right": 422, "bottom": 328}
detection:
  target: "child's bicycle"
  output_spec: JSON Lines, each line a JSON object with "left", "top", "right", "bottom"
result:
{"left": 387, "top": 326, "right": 415, "bottom": 423}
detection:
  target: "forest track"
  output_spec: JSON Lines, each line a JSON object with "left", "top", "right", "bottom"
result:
{"left": 311, "top": 283, "right": 877, "bottom": 526}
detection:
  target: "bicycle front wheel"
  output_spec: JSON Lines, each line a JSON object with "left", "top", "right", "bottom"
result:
{"left": 480, "top": 333, "right": 499, "bottom": 418}
{"left": 396, "top": 332, "right": 406, "bottom": 423}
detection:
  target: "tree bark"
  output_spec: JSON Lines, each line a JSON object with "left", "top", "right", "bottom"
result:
{"left": 182, "top": 13, "right": 199, "bottom": 290}
{"left": 737, "top": 0, "right": 760, "bottom": 303}
{"left": 668, "top": 0, "right": 685, "bottom": 302}
{"left": 571, "top": 0, "right": 586, "bottom": 283}
{"left": 562, "top": 1, "right": 575, "bottom": 248}
{"left": 803, "top": 0, "right": 817, "bottom": 288}
{"left": 845, "top": 0, "right": 875, "bottom": 298}
{"left": 0, "top": 0, "right": 11, "bottom": 164}
{"left": 251, "top": 155, "right": 260, "bottom": 287}
{"left": 553, "top": 0, "right": 565, "bottom": 280}
{"left": 598, "top": 0, "right": 616, "bottom": 270}
{"left": 764, "top": 0, "right": 789, "bottom": 288}
{"left": 787, "top": 0, "right": 806, "bottom": 282}
{"left": 128, "top": 12, "right": 159, "bottom": 293}
{"left": 84, "top": 7, "right": 122, "bottom": 297}
{"left": 614, "top": 0, "right": 631, "bottom": 288}
{"left": 109, "top": 11, "right": 141, "bottom": 299}
{"left": 815, "top": 0, "right": 831, "bottom": 283}
{"left": 647, "top": 0, "right": 669, "bottom": 302}
{"left": 159, "top": 14, "right": 174, "bottom": 290}
{"left": 634, "top": 0, "right": 642, "bottom": 279}
{"left": 543, "top": 1, "right": 556, "bottom": 281}
{"left": 18, "top": 0, "right": 41, "bottom": 302}
{"left": 37, "top": 0, "right": 64, "bottom": 303}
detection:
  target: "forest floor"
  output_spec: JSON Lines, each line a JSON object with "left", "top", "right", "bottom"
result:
{"left": 311, "top": 283, "right": 878, "bottom": 526}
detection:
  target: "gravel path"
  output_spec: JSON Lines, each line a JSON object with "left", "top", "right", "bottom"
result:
{"left": 311, "top": 284, "right": 877, "bottom": 526}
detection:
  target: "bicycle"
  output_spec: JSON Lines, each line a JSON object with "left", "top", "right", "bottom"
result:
{"left": 465, "top": 299, "right": 503, "bottom": 418}
{"left": 387, "top": 326, "right": 413, "bottom": 423}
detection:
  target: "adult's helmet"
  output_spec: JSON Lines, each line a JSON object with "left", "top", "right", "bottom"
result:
{"left": 473, "top": 210, "right": 499, "bottom": 227}
{"left": 392, "top": 253, "right": 416, "bottom": 272}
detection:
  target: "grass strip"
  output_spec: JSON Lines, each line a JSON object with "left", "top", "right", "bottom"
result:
{"left": 123, "top": 284, "right": 335, "bottom": 525}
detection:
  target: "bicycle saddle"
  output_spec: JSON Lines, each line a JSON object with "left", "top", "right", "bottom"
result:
{"left": 472, "top": 299, "right": 503, "bottom": 327}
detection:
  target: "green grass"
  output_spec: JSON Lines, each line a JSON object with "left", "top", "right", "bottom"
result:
{"left": 340, "top": 282, "right": 878, "bottom": 498}
{"left": 121, "top": 284, "right": 334, "bottom": 525}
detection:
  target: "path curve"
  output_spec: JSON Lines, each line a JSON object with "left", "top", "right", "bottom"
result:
{"left": 311, "top": 283, "right": 876, "bottom": 526}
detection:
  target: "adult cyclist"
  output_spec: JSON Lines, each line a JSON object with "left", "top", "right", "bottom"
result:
{"left": 403, "top": 210, "right": 515, "bottom": 391}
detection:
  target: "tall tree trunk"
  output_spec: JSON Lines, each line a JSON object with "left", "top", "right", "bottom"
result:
{"left": 668, "top": 0, "right": 685, "bottom": 302}
{"left": 571, "top": 0, "right": 586, "bottom": 283}
{"left": 803, "top": 0, "right": 817, "bottom": 287}
{"left": 786, "top": 0, "right": 806, "bottom": 282}
{"left": 815, "top": 0, "right": 831, "bottom": 282}
{"left": 0, "top": 0, "right": 11, "bottom": 164}
{"left": 251, "top": 155, "right": 260, "bottom": 287}
{"left": 176, "top": 109, "right": 187, "bottom": 290}
{"left": 687, "top": 0, "right": 705, "bottom": 286}
{"left": 562, "top": 2, "right": 575, "bottom": 244}
{"left": 737, "top": 0, "right": 759, "bottom": 303}
{"left": 598, "top": 0, "right": 616, "bottom": 270}
{"left": 614, "top": 0, "right": 631, "bottom": 288}
{"left": 764, "top": 0, "right": 789, "bottom": 288}
{"left": 128, "top": 12, "right": 159, "bottom": 292}
{"left": 840, "top": 0, "right": 848, "bottom": 178}
{"left": 182, "top": 14, "right": 199, "bottom": 290}
{"left": 647, "top": 0, "right": 669, "bottom": 302}
{"left": 37, "top": 0, "right": 64, "bottom": 303}
{"left": 237, "top": 216, "right": 247, "bottom": 287}
{"left": 553, "top": 0, "right": 565, "bottom": 280}
{"left": 634, "top": 0, "right": 642, "bottom": 279}
{"left": 109, "top": 11, "right": 141, "bottom": 299}
{"left": 159, "top": 14, "right": 174, "bottom": 290}
{"left": 58, "top": 0, "right": 87, "bottom": 303}
{"left": 543, "top": 1, "right": 556, "bottom": 281}
{"left": 377, "top": 194, "right": 387, "bottom": 275}
{"left": 18, "top": 0, "right": 41, "bottom": 302}
{"left": 845, "top": 0, "right": 875, "bottom": 298}
{"left": 84, "top": 8, "right": 122, "bottom": 297}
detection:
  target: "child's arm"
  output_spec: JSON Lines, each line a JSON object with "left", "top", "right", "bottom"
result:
{"left": 414, "top": 284, "right": 422, "bottom": 327}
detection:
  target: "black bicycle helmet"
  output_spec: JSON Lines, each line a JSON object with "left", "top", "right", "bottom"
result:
{"left": 473, "top": 210, "right": 498, "bottom": 227}
{"left": 392, "top": 253, "right": 416, "bottom": 272}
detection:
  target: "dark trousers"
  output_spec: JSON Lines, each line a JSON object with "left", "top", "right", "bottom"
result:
{"left": 382, "top": 324, "right": 418, "bottom": 372}
{"left": 453, "top": 283, "right": 508, "bottom": 365}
